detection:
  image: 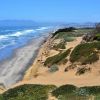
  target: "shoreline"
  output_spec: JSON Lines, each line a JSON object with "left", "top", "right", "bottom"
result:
{"left": 0, "top": 34, "right": 51, "bottom": 89}
{"left": 23, "top": 34, "right": 53, "bottom": 80}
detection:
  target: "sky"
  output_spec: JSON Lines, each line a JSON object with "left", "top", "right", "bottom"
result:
{"left": 0, "top": 0, "right": 100, "bottom": 23}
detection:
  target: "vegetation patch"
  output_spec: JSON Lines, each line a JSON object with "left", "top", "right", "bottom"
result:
{"left": 76, "top": 67, "right": 91, "bottom": 75}
{"left": 44, "top": 48, "right": 71, "bottom": 66}
{"left": 2, "top": 84, "right": 56, "bottom": 100}
{"left": 70, "top": 42, "right": 100, "bottom": 64}
{"left": 63, "top": 36, "right": 75, "bottom": 42}
{"left": 0, "top": 95, "right": 3, "bottom": 100}
{"left": 64, "top": 64, "right": 77, "bottom": 72}
{"left": 52, "top": 84, "right": 77, "bottom": 97}
{"left": 79, "top": 86, "right": 100, "bottom": 95}
{"left": 55, "top": 32, "right": 76, "bottom": 40}
{"left": 49, "top": 64, "right": 59, "bottom": 73}
{"left": 52, "top": 85, "right": 100, "bottom": 100}
{"left": 52, "top": 28, "right": 93, "bottom": 43}
{"left": 59, "top": 58, "right": 68, "bottom": 65}
{"left": 52, "top": 27, "right": 76, "bottom": 38}
{"left": 94, "top": 33, "right": 100, "bottom": 41}
{"left": 1, "top": 84, "right": 100, "bottom": 100}
{"left": 53, "top": 41, "right": 66, "bottom": 50}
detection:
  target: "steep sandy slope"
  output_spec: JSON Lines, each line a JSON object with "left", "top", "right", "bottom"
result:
{"left": 11, "top": 37, "right": 100, "bottom": 89}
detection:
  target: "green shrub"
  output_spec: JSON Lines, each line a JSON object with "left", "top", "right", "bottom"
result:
{"left": 63, "top": 36, "right": 75, "bottom": 42}
{"left": 59, "top": 59, "right": 68, "bottom": 65}
{"left": 94, "top": 33, "right": 100, "bottom": 41}
{"left": 52, "top": 85, "right": 100, "bottom": 100}
{"left": 52, "top": 27, "right": 76, "bottom": 38}
{"left": 76, "top": 67, "right": 91, "bottom": 75}
{"left": 70, "top": 42, "right": 100, "bottom": 64}
{"left": 2, "top": 84, "right": 100, "bottom": 100}
{"left": 55, "top": 32, "right": 76, "bottom": 40}
{"left": 44, "top": 49, "right": 71, "bottom": 66}
{"left": 49, "top": 64, "right": 59, "bottom": 73}
{"left": 95, "top": 95, "right": 100, "bottom": 100}
{"left": 81, "top": 53, "right": 99, "bottom": 65}
{"left": 53, "top": 42, "right": 66, "bottom": 50}
{"left": 57, "top": 94, "right": 89, "bottom": 100}
{"left": 0, "top": 94, "right": 4, "bottom": 100}
{"left": 80, "top": 86, "right": 100, "bottom": 95}
{"left": 52, "top": 85, "right": 77, "bottom": 98}
{"left": 2, "top": 84, "right": 56, "bottom": 100}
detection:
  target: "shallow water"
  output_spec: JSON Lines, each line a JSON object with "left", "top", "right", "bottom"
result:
{"left": 0, "top": 26, "right": 53, "bottom": 61}
{"left": 0, "top": 25, "right": 57, "bottom": 88}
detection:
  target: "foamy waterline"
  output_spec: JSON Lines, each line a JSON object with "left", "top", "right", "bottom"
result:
{"left": 0, "top": 37, "right": 46, "bottom": 88}
{"left": 0, "top": 29, "right": 35, "bottom": 40}
{"left": 0, "top": 26, "right": 50, "bottom": 41}
{"left": 0, "top": 26, "right": 54, "bottom": 88}
{"left": 0, "top": 26, "right": 51, "bottom": 61}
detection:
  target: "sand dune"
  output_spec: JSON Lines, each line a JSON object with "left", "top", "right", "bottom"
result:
{"left": 12, "top": 36, "right": 100, "bottom": 89}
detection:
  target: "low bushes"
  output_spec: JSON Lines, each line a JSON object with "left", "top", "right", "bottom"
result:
{"left": 63, "top": 36, "right": 75, "bottom": 42}
{"left": 76, "top": 67, "right": 91, "bottom": 75}
{"left": 79, "top": 86, "right": 100, "bottom": 95}
{"left": 44, "top": 49, "right": 71, "bottom": 66}
{"left": 70, "top": 42, "right": 100, "bottom": 64}
{"left": 52, "top": 85, "right": 77, "bottom": 98}
{"left": 52, "top": 85, "right": 100, "bottom": 100}
{"left": 94, "top": 33, "right": 100, "bottom": 41}
{"left": 57, "top": 94, "right": 89, "bottom": 100}
{"left": 49, "top": 64, "right": 59, "bottom": 73}
{"left": 52, "top": 27, "right": 76, "bottom": 38}
{"left": 0, "top": 95, "right": 3, "bottom": 100}
{"left": 2, "top": 84, "right": 56, "bottom": 100}
{"left": 82, "top": 53, "right": 99, "bottom": 65}
{"left": 53, "top": 41, "right": 66, "bottom": 50}
{"left": 59, "top": 58, "right": 68, "bottom": 65}
{"left": 1, "top": 84, "right": 100, "bottom": 100}
{"left": 55, "top": 32, "right": 76, "bottom": 39}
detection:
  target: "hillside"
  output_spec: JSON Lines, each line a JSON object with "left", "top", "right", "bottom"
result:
{"left": 21, "top": 26, "right": 100, "bottom": 87}
{"left": 0, "top": 25, "right": 100, "bottom": 100}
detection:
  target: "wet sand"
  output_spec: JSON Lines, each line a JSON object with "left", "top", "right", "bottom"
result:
{"left": 0, "top": 36, "right": 47, "bottom": 89}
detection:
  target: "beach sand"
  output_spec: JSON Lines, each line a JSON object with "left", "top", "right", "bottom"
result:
{"left": 0, "top": 37, "right": 47, "bottom": 89}
{"left": 11, "top": 36, "right": 100, "bottom": 90}
{"left": 0, "top": 34, "right": 100, "bottom": 94}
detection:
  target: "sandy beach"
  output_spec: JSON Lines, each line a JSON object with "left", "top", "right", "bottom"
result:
{"left": 0, "top": 36, "right": 48, "bottom": 89}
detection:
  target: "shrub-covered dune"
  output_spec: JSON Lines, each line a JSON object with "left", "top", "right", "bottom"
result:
{"left": 52, "top": 85, "right": 100, "bottom": 100}
{"left": 1, "top": 84, "right": 100, "bottom": 100}
{"left": 44, "top": 48, "right": 71, "bottom": 66}
{"left": 1, "top": 84, "right": 56, "bottom": 100}
{"left": 70, "top": 41, "right": 100, "bottom": 64}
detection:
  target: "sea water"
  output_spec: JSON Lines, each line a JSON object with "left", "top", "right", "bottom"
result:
{"left": 0, "top": 26, "right": 53, "bottom": 62}
{"left": 0, "top": 24, "right": 60, "bottom": 88}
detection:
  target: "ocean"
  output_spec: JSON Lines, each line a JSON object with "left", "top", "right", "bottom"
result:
{"left": 0, "top": 25, "right": 54, "bottom": 62}
{"left": 0, "top": 25, "right": 58, "bottom": 88}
